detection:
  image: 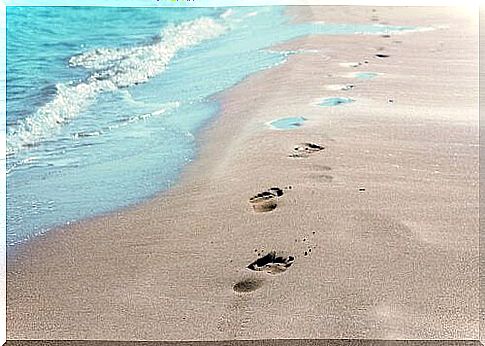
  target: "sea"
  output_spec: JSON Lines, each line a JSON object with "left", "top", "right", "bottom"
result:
{"left": 6, "top": 5, "right": 415, "bottom": 245}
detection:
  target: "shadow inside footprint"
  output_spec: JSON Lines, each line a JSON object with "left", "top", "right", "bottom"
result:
{"left": 375, "top": 54, "right": 390, "bottom": 59}
{"left": 249, "top": 187, "right": 284, "bottom": 212}
{"left": 341, "top": 84, "right": 354, "bottom": 91}
{"left": 289, "top": 142, "right": 325, "bottom": 158}
{"left": 247, "top": 251, "right": 295, "bottom": 275}
{"left": 233, "top": 278, "right": 264, "bottom": 293}
{"left": 268, "top": 187, "right": 283, "bottom": 197}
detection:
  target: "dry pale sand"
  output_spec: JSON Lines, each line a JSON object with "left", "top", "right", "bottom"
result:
{"left": 7, "top": 6, "right": 479, "bottom": 341}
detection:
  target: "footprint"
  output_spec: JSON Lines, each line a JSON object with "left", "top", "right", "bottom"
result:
{"left": 353, "top": 72, "right": 378, "bottom": 80}
{"left": 289, "top": 142, "right": 325, "bottom": 158}
{"left": 268, "top": 187, "right": 284, "bottom": 197}
{"left": 317, "top": 174, "right": 334, "bottom": 182}
{"left": 249, "top": 193, "right": 277, "bottom": 212}
{"left": 309, "top": 164, "right": 334, "bottom": 182}
{"left": 248, "top": 187, "right": 289, "bottom": 212}
{"left": 233, "top": 278, "right": 264, "bottom": 293}
{"left": 318, "top": 97, "right": 354, "bottom": 107}
{"left": 341, "top": 84, "right": 355, "bottom": 91}
{"left": 339, "top": 62, "right": 362, "bottom": 68}
{"left": 247, "top": 251, "right": 295, "bottom": 275}
{"left": 269, "top": 116, "right": 306, "bottom": 130}
{"left": 312, "top": 164, "right": 332, "bottom": 171}
{"left": 325, "top": 84, "right": 354, "bottom": 91}
{"left": 375, "top": 54, "right": 390, "bottom": 59}
{"left": 218, "top": 287, "right": 257, "bottom": 335}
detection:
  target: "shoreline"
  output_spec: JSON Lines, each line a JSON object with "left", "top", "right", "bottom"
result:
{"left": 7, "top": 6, "right": 479, "bottom": 340}
{"left": 4, "top": 6, "right": 459, "bottom": 249}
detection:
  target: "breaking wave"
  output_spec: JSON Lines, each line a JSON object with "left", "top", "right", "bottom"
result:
{"left": 7, "top": 17, "right": 226, "bottom": 155}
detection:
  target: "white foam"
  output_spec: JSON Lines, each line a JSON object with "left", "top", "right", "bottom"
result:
{"left": 7, "top": 80, "right": 116, "bottom": 155}
{"left": 272, "top": 48, "right": 321, "bottom": 56}
{"left": 8, "top": 17, "right": 226, "bottom": 155}
{"left": 104, "top": 101, "right": 179, "bottom": 133}
{"left": 220, "top": 9, "right": 234, "bottom": 19}
{"left": 369, "top": 24, "right": 435, "bottom": 35}
{"left": 69, "top": 17, "right": 226, "bottom": 88}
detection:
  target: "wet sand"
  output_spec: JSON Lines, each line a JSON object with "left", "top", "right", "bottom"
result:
{"left": 7, "top": 6, "right": 479, "bottom": 341}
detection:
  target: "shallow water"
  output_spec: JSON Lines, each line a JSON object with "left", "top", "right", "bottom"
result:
{"left": 355, "top": 72, "right": 379, "bottom": 80}
{"left": 6, "top": 6, "right": 416, "bottom": 245}
{"left": 319, "top": 97, "right": 354, "bottom": 107}
{"left": 269, "top": 116, "right": 307, "bottom": 129}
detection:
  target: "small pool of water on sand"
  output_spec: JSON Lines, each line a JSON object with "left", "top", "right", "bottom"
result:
{"left": 269, "top": 116, "right": 306, "bottom": 129}
{"left": 355, "top": 72, "right": 378, "bottom": 80}
{"left": 319, "top": 97, "right": 354, "bottom": 107}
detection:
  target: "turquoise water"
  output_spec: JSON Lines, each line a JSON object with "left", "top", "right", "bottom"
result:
{"left": 269, "top": 116, "right": 306, "bottom": 130}
{"left": 6, "top": 6, "right": 416, "bottom": 245}
{"left": 355, "top": 72, "right": 379, "bottom": 80}
{"left": 319, "top": 97, "right": 354, "bottom": 107}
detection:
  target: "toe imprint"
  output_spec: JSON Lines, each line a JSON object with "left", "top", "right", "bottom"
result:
{"left": 247, "top": 251, "right": 295, "bottom": 275}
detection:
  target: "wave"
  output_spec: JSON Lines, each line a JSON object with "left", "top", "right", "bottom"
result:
{"left": 6, "top": 100, "right": 181, "bottom": 175}
{"left": 72, "top": 101, "right": 180, "bottom": 138}
{"left": 7, "top": 17, "right": 226, "bottom": 155}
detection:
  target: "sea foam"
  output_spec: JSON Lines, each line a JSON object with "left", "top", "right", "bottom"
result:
{"left": 7, "top": 17, "right": 226, "bottom": 155}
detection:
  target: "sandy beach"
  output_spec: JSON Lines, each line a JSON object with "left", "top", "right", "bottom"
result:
{"left": 7, "top": 6, "right": 479, "bottom": 341}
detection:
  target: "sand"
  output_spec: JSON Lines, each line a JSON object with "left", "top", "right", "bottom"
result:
{"left": 6, "top": 6, "right": 479, "bottom": 341}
